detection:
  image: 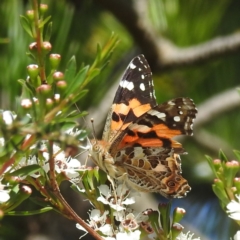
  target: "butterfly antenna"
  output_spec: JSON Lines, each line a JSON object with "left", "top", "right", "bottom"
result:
{"left": 91, "top": 118, "right": 97, "bottom": 143}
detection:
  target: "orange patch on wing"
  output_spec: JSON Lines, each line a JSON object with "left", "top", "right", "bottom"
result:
{"left": 111, "top": 100, "right": 151, "bottom": 132}
{"left": 132, "top": 103, "right": 151, "bottom": 117}
{"left": 153, "top": 124, "right": 182, "bottom": 138}
{"left": 113, "top": 103, "right": 130, "bottom": 115}
{"left": 113, "top": 99, "right": 151, "bottom": 117}
{"left": 111, "top": 120, "right": 132, "bottom": 132}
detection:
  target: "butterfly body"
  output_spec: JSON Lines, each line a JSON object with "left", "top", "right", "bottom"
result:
{"left": 90, "top": 55, "right": 197, "bottom": 198}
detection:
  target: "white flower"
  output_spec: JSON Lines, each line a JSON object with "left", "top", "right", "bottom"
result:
{"left": 86, "top": 209, "right": 114, "bottom": 237}
{"left": 227, "top": 195, "right": 240, "bottom": 220}
{"left": 76, "top": 223, "right": 88, "bottom": 239}
{"left": 176, "top": 231, "right": 200, "bottom": 240}
{"left": 18, "top": 155, "right": 49, "bottom": 178}
{"left": 99, "top": 224, "right": 113, "bottom": 236}
{"left": 97, "top": 185, "right": 125, "bottom": 211}
{"left": 0, "top": 190, "right": 10, "bottom": 203}
{"left": 0, "top": 183, "right": 10, "bottom": 203}
{"left": 98, "top": 184, "right": 137, "bottom": 211}
{"left": 18, "top": 141, "right": 80, "bottom": 179}
{"left": 116, "top": 230, "right": 141, "bottom": 240}
{"left": 90, "top": 209, "right": 108, "bottom": 224}
{"left": 234, "top": 231, "right": 240, "bottom": 240}
{"left": 2, "top": 110, "right": 16, "bottom": 125}
{"left": 0, "top": 137, "right": 5, "bottom": 147}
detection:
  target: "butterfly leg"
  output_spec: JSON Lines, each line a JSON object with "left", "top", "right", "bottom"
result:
{"left": 107, "top": 175, "right": 118, "bottom": 202}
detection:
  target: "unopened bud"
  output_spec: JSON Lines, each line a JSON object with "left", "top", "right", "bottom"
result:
{"left": 234, "top": 178, "right": 240, "bottom": 193}
{"left": 54, "top": 93, "right": 60, "bottom": 103}
{"left": 53, "top": 71, "right": 64, "bottom": 81}
{"left": 20, "top": 185, "right": 32, "bottom": 195}
{"left": 26, "top": 10, "right": 34, "bottom": 21}
{"left": 224, "top": 161, "right": 240, "bottom": 187}
{"left": 212, "top": 179, "right": 229, "bottom": 205}
{"left": 172, "top": 207, "right": 186, "bottom": 223}
{"left": 29, "top": 42, "right": 38, "bottom": 51}
{"left": 37, "top": 84, "right": 52, "bottom": 97}
{"left": 40, "top": 4, "right": 48, "bottom": 14}
{"left": 46, "top": 98, "right": 54, "bottom": 111}
{"left": 49, "top": 54, "right": 61, "bottom": 69}
{"left": 42, "top": 41, "right": 52, "bottom": 53}
{"left": 27, "top": 64, "right": 39, "bottom": 79}
{"left": 21, "top": 99, "right": 32, "bottom": 109}
{"left": 171, "top": 223, "right": 184, "bottom": 239}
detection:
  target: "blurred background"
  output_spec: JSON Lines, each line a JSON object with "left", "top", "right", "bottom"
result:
{"left": 1, "top": 0, "right": 240, "bottom": 239}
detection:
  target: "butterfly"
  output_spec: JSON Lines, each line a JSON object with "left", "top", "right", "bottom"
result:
{"left": 90, "top": 54, "right": 197, "bottom": 198}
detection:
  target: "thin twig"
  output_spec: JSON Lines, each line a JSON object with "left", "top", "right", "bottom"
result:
{"left": 48, "top": 141, "right": 104, "bottom": 240}
{"left": 32, "top": 0, "right": 46, "bottom": 83}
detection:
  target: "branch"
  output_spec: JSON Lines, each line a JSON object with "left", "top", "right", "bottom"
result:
{"left": 194, "top": 88, "right": 240, "bottom": 128}
{"left": 95, "top": 0, "right": 240, "bottom": 71}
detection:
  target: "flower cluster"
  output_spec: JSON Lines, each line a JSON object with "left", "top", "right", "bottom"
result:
{"left": 206, "top": 150, "right": 240, "bottom": 239}
{"left": 76, "top": 183, "right": 144, "bottom": 240}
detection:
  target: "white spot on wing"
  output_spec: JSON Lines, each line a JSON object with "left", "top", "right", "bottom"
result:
{"left": 141, "top": 74, "right": 145, "bottom": 79}
{"left": 140, "top": 83, "right": 145, "bottom": 91}
{"left": 168, "top": 100, "right": 176, "bottom": 106}
{"left": 174, "top": 116, "right": 181, "bottom": 122}
{"left": 148, "top": 110, "right": 166, "bottom": 118}
{"left": 129, "top": 62, "right": 136, "bottom": 69}
{"left": 130, "top": 123, "right": 151, "bottom": 132}
{"left": 120, "top": 80, "right": 134, "bottom": 91}
{"left": 153, "top": 89, "right": 156, "bottom": 99}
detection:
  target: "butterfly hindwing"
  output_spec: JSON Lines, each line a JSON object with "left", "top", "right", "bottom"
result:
{"left": 115, "top": 147, "right": 190, "bottom": 198}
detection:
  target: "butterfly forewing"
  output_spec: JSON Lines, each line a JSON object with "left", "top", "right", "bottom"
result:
{"left": 102, "top": 55, "right": 157, "bottom": 144}
{"left": 113, "top": 55, "right": 156, "bottom": 107}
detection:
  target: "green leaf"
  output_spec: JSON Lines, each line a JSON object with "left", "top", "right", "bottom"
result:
{"left": 71, "top": 183, "right": 87, "bottom": 198}
{"left": 39, "top": 16, "right": 52, "bottom": 28}
{"left": 87, "top": 68, "right": 101, "bottom": 83}
{"left": 44, "top": 22, "right": 52, "bottom": 41}
{"left": 65, "top": 65, "right": 89, "bottom": 96}
{"left": 55, "top": 112, "right": 88, "bottom": 125}
{"left": 26, "top": 52, "right": 36, "bottom": 61}
{"left": 87, "top": 169, "right": 95, "bottom": 190}
{"left": 7, "top": 164, "right": 43, "bottom": 178}
{"left": 73, "top": 65, "right": 89, "bottom": 87}
{"left": 81, "top": 171, "right": 90, "bottom": 191}
{"left": 69, "top": 89, "right": 88, "bottom": 105}
{"left": 98, "top": 169, "right": 108, "bottom": 185}
{"left": 219, "top": 149, "right": 228, "bottom": 162}
{"left": 19, "top": 15, "right": 33, "bottom": 37}
{"left": 18, "top": 79, "right": 34, "bottom": 99}
{"left": 65, "top": 56, "right": 77, "bottom": 84}
{"left": 59, "top": 122, "right": 77, "bottom": 131}
{"left": 233, "top": 150, "right": 240, "bottom": 161}
{"left": 6, "top": 207, "right": 53, "bottom": 216}
{"left": 4, "top": 185, "right": 32, "bottom": 212}
{"left": 205, "top": 155, "right": 215, "bottom": 173}
{"left": 67, "top": 110, "right": 88, "bottom": 119}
